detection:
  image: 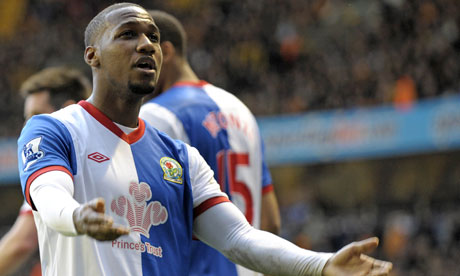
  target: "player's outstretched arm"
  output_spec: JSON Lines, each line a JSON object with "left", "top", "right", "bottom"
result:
{"left": 322, "top": 237, "right": 392, "bottom": 276}
{"left": 73, "top": 198, "right": 130, "bottom": 241}
{"left": 194, "top": 202, "right": 392, "bottom": 276}
{"left": 195, "top": 202, "right": 331, "bottom": 275}
{"left": 30, "top": 171, "right": 129, "bottom": 241}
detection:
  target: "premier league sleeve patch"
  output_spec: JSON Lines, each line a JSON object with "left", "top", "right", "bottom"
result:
{"left": 160, "top": 157, "right": 183, "bottom": 184}
{"left": 21, "top": 136, "right": 45, "bottom": 172}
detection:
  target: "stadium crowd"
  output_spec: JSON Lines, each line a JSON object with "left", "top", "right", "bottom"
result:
{"left": 1, "top": 0, "right": 460, "bottom": 136}
{"left": 1, "top": 0, "right": 460, "bottom": 275}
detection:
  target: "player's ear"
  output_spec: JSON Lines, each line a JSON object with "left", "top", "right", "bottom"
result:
{"left": 160, "top": 41, "right": 175, "bottom": 63}
{"left": 84, "top": 46, "right": 100, "bottom": 67}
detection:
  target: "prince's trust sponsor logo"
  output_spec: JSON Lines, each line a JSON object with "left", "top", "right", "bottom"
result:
{"left": 111, "top": 181, "right": 168, "bottom": 238}
{"left": 111, "top": 239, "right": 163, "bottom": 257}
{"left": 111, "top": 181, "right": 167, "bottom": 257}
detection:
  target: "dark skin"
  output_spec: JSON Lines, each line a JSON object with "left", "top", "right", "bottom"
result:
{"left": 85, "top": 6, "right": 162, "bottom": 127}
{"left": 73, "top": 6, "right": 163, "bottom": 240}
{"left": 151, "top": 40, "right": 197, "bottom": 96}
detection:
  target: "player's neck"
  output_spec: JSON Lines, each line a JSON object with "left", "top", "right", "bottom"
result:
{"left": 167, "top": 62, "right": 199, "bottom": 91}
{"left": 87, "top": 88, "right": 143, "bottom": 128}
{"left": 179, "top": 62, "right": 198, "bottom": 81}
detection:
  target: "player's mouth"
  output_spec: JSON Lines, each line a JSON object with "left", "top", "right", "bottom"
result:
{"left": 134, "top": 57, "right": 156, "bottom": 74}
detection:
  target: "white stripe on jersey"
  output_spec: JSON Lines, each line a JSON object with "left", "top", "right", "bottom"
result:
{"left": 202, "top": 84, "right": 263, "bottom": 229}
{"left": 141, "top": 102, "right": 190, "bottom": 144}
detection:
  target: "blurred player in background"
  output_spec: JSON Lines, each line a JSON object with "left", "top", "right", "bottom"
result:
{"left": 140, "top": 10, "right": 280, "bottom": 276}
{"left": 0, "top": 66, "right": 90, "bottom": 276}
{"left": 16, "top": 3, "right": 392, "bottom": 275}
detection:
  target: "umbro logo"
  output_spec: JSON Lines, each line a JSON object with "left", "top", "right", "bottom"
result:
{"left": 88, "top": 152, "right": 110, "bottom": 163}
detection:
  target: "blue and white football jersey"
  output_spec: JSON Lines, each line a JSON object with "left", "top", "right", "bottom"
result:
{"left": 17, "top": 101, "right": 229, "bottom": 276}
{"left": 140, "top": 81, "right": 273, "bottom": 276}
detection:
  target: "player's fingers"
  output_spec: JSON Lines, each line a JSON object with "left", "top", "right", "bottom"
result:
{"left": 91, "top": 232, "right": 120, "bottom": 241}
{"left": 369, "top": 260, "right": 393, "bottom": 276}
{"left": 361, "top": 256, "right": 392, "bottom": 269}
{"left": 86, "top": 197, "right": 106, "bottom": 213}
{"left": 369, "top": 266, "right": 392, "bottom": 276}
{"left": 360, "top": 254, "right": 374, "bottom": 263}
{"left": 84, "top": 212, "right": 113, "bottom": 226}
{"left": 86, "top": 223, "right": 115, "bottom": 237}
{"left": 86, "top": 221, "right": 128, "bottom": 234}
{"left": 350, "top": 237, "right": 379, "bottom": 255}
{"left": 371, "top": 259, "right": 392, "bottom": 269}
{"left": 112, "top": 223, "right": 130, "bottom": 235}
{"left": 88, "top": 224, "right": 130, "bottom": 241}
{"left": 96, "top": 199, "right": 106, "bottom": 213}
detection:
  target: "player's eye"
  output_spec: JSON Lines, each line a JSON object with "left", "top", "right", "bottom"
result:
{"left": 148, "top": 33, "right": 159, "bottom": 43}
{"left": 119, "top": 30, "right": 136, "bottom": 39}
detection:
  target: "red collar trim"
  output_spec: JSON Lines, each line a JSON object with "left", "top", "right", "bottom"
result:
{"left": 173, "top": 80, "right": 209, "bottom": 88}
{"left": 78, "top": 100, "right": 145, "bottom": 144}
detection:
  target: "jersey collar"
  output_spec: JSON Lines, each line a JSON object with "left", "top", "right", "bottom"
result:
{"left": 78, "top": 100, "right": 145, "bottom": 144}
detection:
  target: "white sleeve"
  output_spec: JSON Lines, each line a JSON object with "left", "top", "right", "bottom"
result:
{"left": 29, "top": 170, "right": 81, "bottom": 235}
{"left": 187, "top": 144, "right": 228, "bottom": 207}
{"left": 194, "top": 202, "right": 333, "bottom": 276}
{"left": 140, "top": 102, "right": 190, "bottom": 144}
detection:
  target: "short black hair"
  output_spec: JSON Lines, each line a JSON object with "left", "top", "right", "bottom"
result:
{"left": 84, "top": 2, "right": 145, "bottom": 47}
{"left": 147, "top": 10, "right": 187, "bottom": 57}
{"left": 20, "top": 67, "right": 91, "bottom": 110}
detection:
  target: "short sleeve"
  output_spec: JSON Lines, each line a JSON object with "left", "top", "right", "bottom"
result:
{"left": 17, "top": 115, "right": 77, "bottom": 210}
{"left": 186, "top": 144, "right": 229, "bottom": 218}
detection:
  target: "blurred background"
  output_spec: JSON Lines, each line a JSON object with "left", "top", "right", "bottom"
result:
{"left": 1, "top": 0, "right": 460, "bottom": 275}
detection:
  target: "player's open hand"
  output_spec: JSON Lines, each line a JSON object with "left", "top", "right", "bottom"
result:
{"left": 322, "top": 237, "right": 392, "bottom": 276}
{"left": 73, "top": 197, "right": 130, "bottom": 241}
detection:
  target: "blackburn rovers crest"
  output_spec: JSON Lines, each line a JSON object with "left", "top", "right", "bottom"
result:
{"left": 160, "top": 157, "right": 183, "bottom": 184}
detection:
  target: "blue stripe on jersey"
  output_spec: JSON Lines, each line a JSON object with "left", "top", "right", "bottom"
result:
{"left": 130, "top": 124, "right": 193, "bottom": 276}
{"left": 18, "top": 115, "right": 77, "bottom": 197}
{"left": 149, "top": 86, "right": 238, "bottom": 276}
{"left": 188, "top": 241, "right": 238, "bottom": 276}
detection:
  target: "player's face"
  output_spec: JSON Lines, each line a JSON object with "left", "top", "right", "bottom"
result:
{"left": 23, "top": 90, "right": 55, "bottom": 121}
{"left": 98, "top": 7, "right": 162, "bottom": 95}
{"left": 153, "top": 43, "right": 168, "bottom": 95}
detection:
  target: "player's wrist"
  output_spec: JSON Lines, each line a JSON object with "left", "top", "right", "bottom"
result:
{"left": 54, "top": 204, "right": 79, "bottom": 236}
{"left": 72, "top": 205, "right": 86, "bottom": 235}
{"left": 303, "top": 252, "right": 333, "bottom": 276}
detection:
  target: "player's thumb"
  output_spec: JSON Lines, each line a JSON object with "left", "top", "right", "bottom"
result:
{"left": 351, "top": 237, "right": 379, "bottom": 255}
{"left": 88, "top": 197, "right": 106, "bottom": 213}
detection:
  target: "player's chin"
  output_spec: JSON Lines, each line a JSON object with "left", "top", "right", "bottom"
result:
{"left": 128, "top": 81, "right": 155, "bottom": 95}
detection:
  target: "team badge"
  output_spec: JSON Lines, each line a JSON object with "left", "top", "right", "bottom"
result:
{"left": 160, "top": 157, "right": 183, "bottom": 184}
{"left": 22, "top": 137, "right": 45, "bottom": 171}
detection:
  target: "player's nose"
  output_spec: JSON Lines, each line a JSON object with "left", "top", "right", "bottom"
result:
{"left": 136, "top": 34, "right": 155, "bottom": 55}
